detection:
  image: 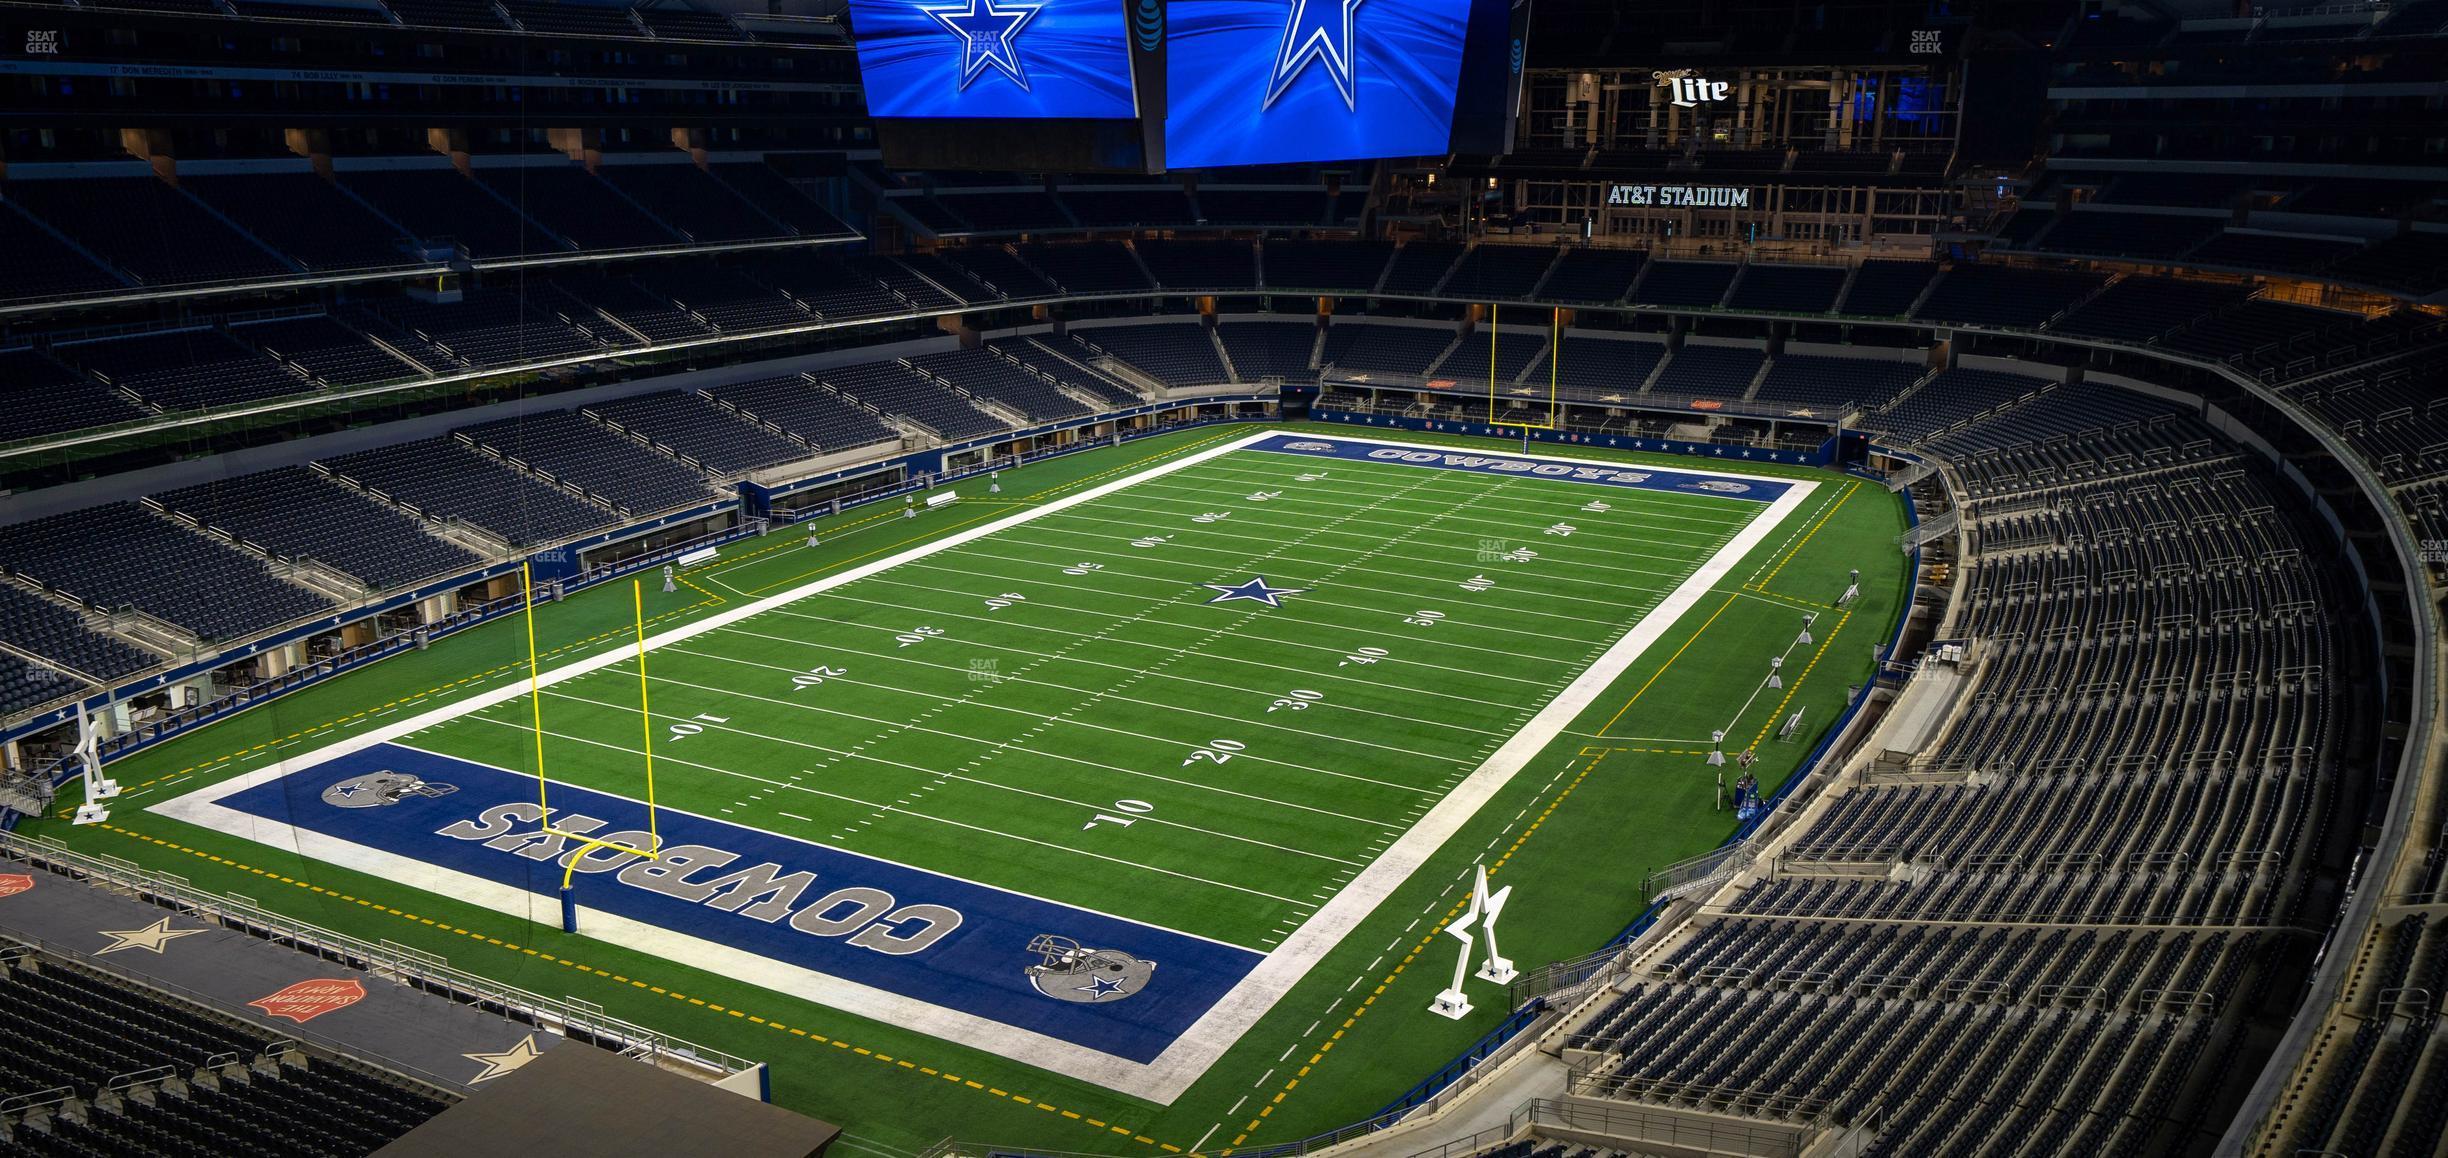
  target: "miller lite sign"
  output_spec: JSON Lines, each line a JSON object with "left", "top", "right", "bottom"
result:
{"left": 1655, "top": 69, "right": 1729, "bottom": 108}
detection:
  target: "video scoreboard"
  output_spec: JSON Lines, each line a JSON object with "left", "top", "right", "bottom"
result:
{"left": 844, "top": 0, "right": 1529, "bottom": 171}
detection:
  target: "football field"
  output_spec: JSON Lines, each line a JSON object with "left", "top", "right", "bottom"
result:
{"left": 151, "top": 431, "right": 1815, "bottom": 1101}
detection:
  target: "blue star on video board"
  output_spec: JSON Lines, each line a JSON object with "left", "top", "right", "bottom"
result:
{"left": 926, "top": 0, "right": 1044, "bottom": 91}
{"left": 1265, "top": 0, "right": 1365, "bottom": 110}
{"left": 847, "top": 0, "right": 1138, "bottom": 119}
{"left": 1168, "top": 0, "right": 1473, "bottom": 168}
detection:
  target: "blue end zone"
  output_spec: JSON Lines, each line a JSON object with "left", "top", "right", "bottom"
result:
{"left": 1244, "top": 433, "right": 1795, "bottom": 503}
{"left": 218, "top": 744, "right": 1263, "bottom": 1064}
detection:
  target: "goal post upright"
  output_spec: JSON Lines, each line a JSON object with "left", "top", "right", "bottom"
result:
{"left": 518, "top": 565, "right": 663, "bottom": 933}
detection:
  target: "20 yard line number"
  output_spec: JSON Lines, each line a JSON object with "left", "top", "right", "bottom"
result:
{"left": 1079, "top": 738, "right": 1244, "bottom": 832}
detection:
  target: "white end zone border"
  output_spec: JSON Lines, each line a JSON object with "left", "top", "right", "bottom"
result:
{"left": 151, "top": 430, "right": 1816, "bottom": 1102}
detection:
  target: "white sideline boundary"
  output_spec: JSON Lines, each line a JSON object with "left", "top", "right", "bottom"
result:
{"left": 152, "top": 431, "right": 1817, "bottom": 1102}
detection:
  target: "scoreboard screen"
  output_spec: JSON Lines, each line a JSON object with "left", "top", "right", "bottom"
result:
{"left": 846, "top": 0, "right": 1140, "bottom": 119}
{"left": 1164, "top": 0, "right": 1474, "bottom": 169}
{"left": 845, "top": 0, "right": 1524, "bottom": 171}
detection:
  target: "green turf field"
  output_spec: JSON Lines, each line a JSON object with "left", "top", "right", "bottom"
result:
{"left": 405, "top": 438, "right": 1766, "bottom": 948}
{"left": 20, "top": 422, "right": 1911, "bottom": 1157}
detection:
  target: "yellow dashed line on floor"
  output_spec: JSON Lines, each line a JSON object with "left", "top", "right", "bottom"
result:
{"left": 87, "top": 819, "right": 1168, "bottom": 1152}
{"left": 1223, "top": 753, "right": 1608, "bottom": 1152}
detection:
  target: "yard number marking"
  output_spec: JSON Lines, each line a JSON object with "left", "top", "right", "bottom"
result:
{"left": 1266, "top": 689, "right": 1324, "bottom": 713}
{"left": 791, "top": 665, "right": 848, "bottom": 690}
{"left": 1182, "top": 739, "right": 1246, "bottom": 767}
{"left": 1083, "top": 798, "right": 1156, "bottom": 831}
{"left": 667, "top": 712, "right": 731, "bottom": 741}
{"left": 1338, "top": 645, "right": 1390, "bottom": 667}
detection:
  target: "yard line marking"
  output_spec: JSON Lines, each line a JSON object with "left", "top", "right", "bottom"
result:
{"left": 682, "top": 628, "right": 1509, "bottom": 738}
{"left": 1177, "top": 456, "right": 1756, "bottom": 529}
{"left": 464, "top": 714, "right": 1317, "bottom": 907}
{"left": 533, "top": 683, "right": 1385, "bottom": 863}
{"left": 942, "top": 533, "right": 1686, "bottom": 610}
{"left": 1013, "top": 511, "right": 1712, "bottom": 585}
{"left": 893, "top": 550, "right": 1657, "bottom": 631}
{"left": 764, "top": 597, "right": 1565, "bottom": 691}
{"left": 715, "top": 615, "right": 1528, "bottom": 714}
{"left": 659, "top": 639, "right": 1474, "bottom": 763}
{"left": 789, "top": 583, "right": 1590, "bottom": 670}
{"left": 591, "top": 664, "right": 1431, "bottom": 798}
{"left": 536, "top": 670, "right": 1419, "bottom": 827}
{"left": 1107, "top": 482, "right": 1742, "bottom": 551}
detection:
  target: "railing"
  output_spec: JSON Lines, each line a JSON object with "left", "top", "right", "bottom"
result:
{"left": 1639, "top": 841, "right": 1755, "bottom": 907}
{"left": 1373, "top": 998, "right": 1550, "bottom": 1118}
{"left": 0, "top": 831, "right": 757, "bottom": 1082}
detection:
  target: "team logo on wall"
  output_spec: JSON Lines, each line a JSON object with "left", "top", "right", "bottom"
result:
{"left": 0, "top": 874, "right": 33, "bottom": 898}
{"left": 249, "top": 978, "right": 367, "bottom": 1024}
{"left": 1024, "top": 934, "right": 1156, "bottom": 1003}
{"left": 1684, "top": 480, "right": 1752, "bottom": 494}
{"left": 322, "top": 772, "right": 458, "bottom": 809}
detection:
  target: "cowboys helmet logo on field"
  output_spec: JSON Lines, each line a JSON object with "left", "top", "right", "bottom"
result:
{"left": 322, "top": 772, "right": 459, "bottom": 809}
{"left": 1024, "top": 934, "right": 1155, "bottom": 1003}
{"left": 1685, "top": 480, "right": 1752, "bottom": 494}
{"left": 1282, "top": 441, "right": 1337, "bottom": 451}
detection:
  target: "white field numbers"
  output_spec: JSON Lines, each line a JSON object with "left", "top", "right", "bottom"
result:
{"left": 1183, "top": 739, "right": 1245, "bottom": 766}
{"left": 792, "top": 665, "right": 847, "bottom": 690}
{"left": 667, "top": 713, "right": 730, "bottom": 741}
{"left": 896, "top": 626, "right": 945, "bottom": 647}
{"left": 1082, "top": 798, "right": 1155, "bottom": 830}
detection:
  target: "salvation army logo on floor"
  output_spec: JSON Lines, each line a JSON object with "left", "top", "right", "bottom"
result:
{"left": 249, "top": 978, "right": 367, "bottom": 1024}
{"left": 0, "top": 874, "right": 33, "bottom": 898}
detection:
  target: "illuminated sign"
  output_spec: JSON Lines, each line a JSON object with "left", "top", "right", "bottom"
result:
{"left": 1166, "top": 0, "right": 1475, "bottom": 169}
{"left": 1654, "top": 68, "right": 1727, "bottom": 108}
{"left": 846, "top": 0, "right": 1137, "bottom": 119}
{"left": 1606, "top": 185, "right": 1753, "bottom": 208}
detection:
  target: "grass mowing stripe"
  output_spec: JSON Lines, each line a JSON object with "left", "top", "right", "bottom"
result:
{"left": 706, "top": 616, "right": 1533, "bottom": 718}
{"left": 1111, "top": 480, "right": 1752, "bottom": 550}
{"left": 670, "top": 629, "right": 1510, "bottom": 739}
{"left": 850, "top": 564, "right": 1642, "bottom": 648}
{"left": 599, "top": 664, "right": 1445, "bottom": 811}
{"left": 931, "top": 540, "right": 1689, "bottom": 617}
{"left": 1002, "top": 514, "right": 1724, "bottom": 586}
{"left": 886, "top": 549, "right": 1677, "bottom": 631}
{"left": 647, "top": 633, "right": 1478, "bottom": 766}
{"left": 764, "top": 593, "right": 1574, "bottom": 690}
{"left": 1185, "top": 455, "right": 1763, "bottom": 529}
{"left": 450, "top": 713, "right": 1320, "bottom": 913}
{"left": 952, "top": 525, "right": 1724, "bottom": 600}
{"left": 536, "top": 681, "right": 1374, "bottom": 868}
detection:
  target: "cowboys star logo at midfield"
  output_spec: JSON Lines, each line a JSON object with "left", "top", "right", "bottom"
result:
{"left": 1203, "top": 575, "right": 1308, "bottom": 608}
{"left": 1024, "top": 934, "right": 1155, "bottom": 1003}
{"left": 1265, "top": 0, "right": 1367, "bottom": 110}
{"left": 321, "top": 771, "right": 458, "bottom": 809}
{"left": 923, "top": 0, "right": 1043, "bottom": 91}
